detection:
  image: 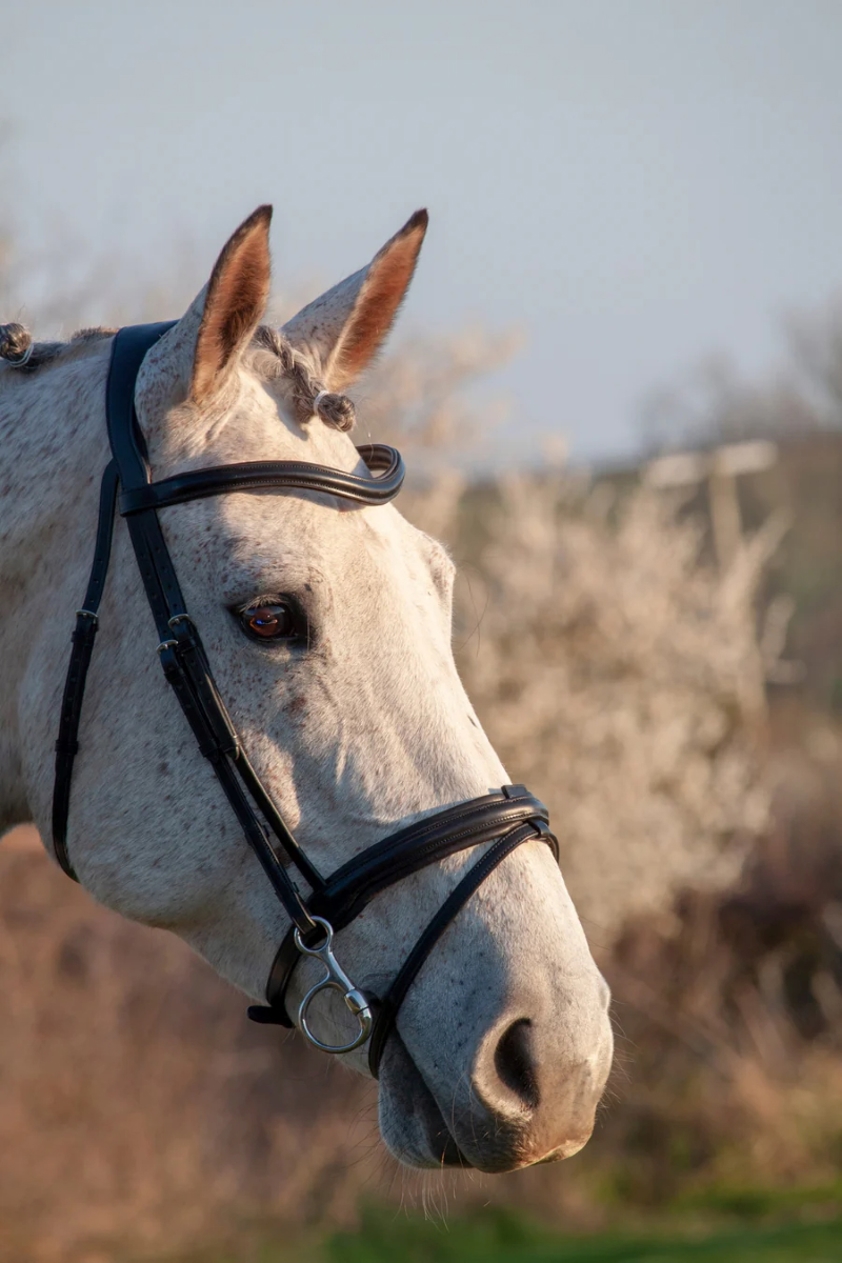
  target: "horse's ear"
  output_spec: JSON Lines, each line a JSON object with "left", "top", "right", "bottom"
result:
{"left": 190, "top": 205, "right": 273, "bottom": 402}
{"left": 282, "top": 209, "right": 428, "bottom": 391}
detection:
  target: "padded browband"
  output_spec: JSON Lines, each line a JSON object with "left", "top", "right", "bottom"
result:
{"left": 261, "top": 787, "right": 556, "bottom": 1022}
{"left": 119, "top": 444, "right": 405, "bottom": 514}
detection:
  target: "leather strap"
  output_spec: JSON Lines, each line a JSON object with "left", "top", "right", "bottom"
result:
{"left": 367, "top": 819, "right": 546, "bottom": 1077}
{"left": 119, "top": 444, "right": 405, "bottom": 515}
{"left": 255, "top": 787, "right": 554, "bottom": 1026}
{"left": 306, "top": 786, "right": 554, "bottom": 930}
{"left": 104, "top": 325, "right": 319, "bottom": 934}
{"left": 51, "top": 321, "right": 175, "bottom": 880}
{"left": 52, "top": 460, "right": 120, "bottom": 879}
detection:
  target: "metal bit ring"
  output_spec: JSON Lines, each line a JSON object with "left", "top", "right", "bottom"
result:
{"left": 294, "top": 916, "right": 373, "bottom": 1054}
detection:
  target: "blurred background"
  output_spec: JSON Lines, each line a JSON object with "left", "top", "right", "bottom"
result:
{"left": 4, "top": 2, "right": 842, "bottom": 1260}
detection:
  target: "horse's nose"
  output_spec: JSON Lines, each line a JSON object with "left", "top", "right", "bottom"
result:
{"left": 492, "top": 1017, "right": 541, "bottom": 1109}
{"left": 467, "top": 997, "right": 613, "bottom": 1170}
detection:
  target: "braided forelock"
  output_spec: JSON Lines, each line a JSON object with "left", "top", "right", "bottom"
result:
{"left": 253, "top": 326, "right": 356, "bottom": 433}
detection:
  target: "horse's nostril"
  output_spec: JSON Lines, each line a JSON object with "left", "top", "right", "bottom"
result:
{"left": 494, "top": 1018, "right": 540, "bottom": 1111}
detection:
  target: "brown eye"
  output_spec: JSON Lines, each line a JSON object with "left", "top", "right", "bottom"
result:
{"left": 240, "top": 601, "right": 296, "bottom": 642}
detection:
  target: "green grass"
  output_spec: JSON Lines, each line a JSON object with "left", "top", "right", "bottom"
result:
{"left": 159, "top": 1205, "right": 842, "bottom": 1263}
{"left": 321, "top": 1206, "right": 842, "bottom": 1263}
{"left": 671, "top": 1180, "right": 842, "bottom": 1221}
{"left": 159, "top": 1197, "right": 842, "bottom": 1263}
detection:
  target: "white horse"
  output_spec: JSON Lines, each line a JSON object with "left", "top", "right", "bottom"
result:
{"left": 0, "top": 207, "right": 612, "bottom": 1172}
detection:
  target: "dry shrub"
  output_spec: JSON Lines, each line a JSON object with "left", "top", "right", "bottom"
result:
{"left": 351, "top": 326, "right": 518, "bottom": 465}
{"left": 397, "top": 430, "right": 842, "bottom": 1213}
{"left": 595, "top": 763, "right": 842, "bottom": 1204}
{"left": 402, "top": 467, "right": 783, "bottom": 937}
{"left": 0, "top": 831, "right": 390, "bottom": 1262}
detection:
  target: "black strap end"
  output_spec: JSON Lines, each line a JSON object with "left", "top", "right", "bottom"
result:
{"left": 247, "top": 1004, "right": 294, "bottom": 1028}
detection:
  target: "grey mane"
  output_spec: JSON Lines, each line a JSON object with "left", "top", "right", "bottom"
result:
{"left": 0, "top": 321, "right": 356, "bottom": 432}
{"left": 0, "top": 323, "right": 116, "bottom": 373}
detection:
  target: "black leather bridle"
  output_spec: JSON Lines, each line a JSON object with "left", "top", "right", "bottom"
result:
{"left": 52, "top": 323, "right": 558, "bottom": 1076}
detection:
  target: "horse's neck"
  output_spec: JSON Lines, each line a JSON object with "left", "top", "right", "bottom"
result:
{"left": 0, "top": 348, "right": 112, "bottom": 832}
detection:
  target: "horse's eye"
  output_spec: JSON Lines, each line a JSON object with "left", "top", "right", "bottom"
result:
{"left": 239, "top": 600, "right": 298, "bottom": 643}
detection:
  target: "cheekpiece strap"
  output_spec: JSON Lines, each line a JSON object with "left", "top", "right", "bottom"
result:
{"left": 51, "top": 459, "right": 121, "bottom": 879}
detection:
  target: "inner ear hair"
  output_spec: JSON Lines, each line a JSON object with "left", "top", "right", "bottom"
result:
{"left": 192, "top": 205, "right": 273, "bottom": 403}
{"left": 326, "top": 209, "right": 428, "bottom": 392}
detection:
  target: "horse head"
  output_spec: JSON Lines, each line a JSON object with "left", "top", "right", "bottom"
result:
{"left": 1, "top": 207, "right": 612, "bottom": 1172}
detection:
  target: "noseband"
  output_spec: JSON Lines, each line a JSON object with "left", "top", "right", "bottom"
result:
{"left": 52, "top": 323, "right": 558, "bottom": 1076}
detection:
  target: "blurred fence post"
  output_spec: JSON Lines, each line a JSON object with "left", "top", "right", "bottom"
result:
{"left": 644, "top": 440, "right": 779, "bottom": 571}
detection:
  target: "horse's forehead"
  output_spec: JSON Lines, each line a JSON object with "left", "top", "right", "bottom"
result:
{"left": 211, "top": 494, "right": 419, "bottom": 577}
{"left": 160, "top": 467, "right": 421, "bottom": 606}
{"left": 222, "top": 376, "right": 353, "bottom": 464}
{"left": 146, "top": 364, "right": 426, "bottom": 583}
{"left": 142, "top": 362, "right": 359, "bottom": 473}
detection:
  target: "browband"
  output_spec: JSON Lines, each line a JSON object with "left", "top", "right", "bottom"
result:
{"left": 119, "top": 444, "right": 404, "bottom": 515}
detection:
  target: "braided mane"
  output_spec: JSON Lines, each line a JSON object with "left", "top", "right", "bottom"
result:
{"left": 0, "top": 321, "right": 356, "bottom": 432}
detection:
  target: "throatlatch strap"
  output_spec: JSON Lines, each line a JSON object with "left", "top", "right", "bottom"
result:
{"left": 52, "top": 460, "right": 120, "bottom": 880}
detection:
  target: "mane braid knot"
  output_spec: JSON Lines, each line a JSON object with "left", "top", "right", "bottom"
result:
{"left": 312, "top": 388, "right": 356, "bottom": 433}
{"left": 0, "top": 322, "right": 33, "bottom": 368}
{"left": 267, "top": 329, "right": 356, "bottom": 432}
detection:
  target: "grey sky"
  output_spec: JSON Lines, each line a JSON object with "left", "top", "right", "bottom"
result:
{"left": 4, "top": 0, "right": 842, "bottom": 464}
